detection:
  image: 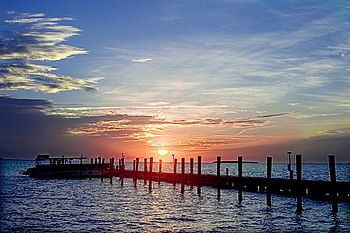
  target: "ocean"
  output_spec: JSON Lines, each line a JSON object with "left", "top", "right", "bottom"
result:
{"left": 1, "top": 159, "right": 349, "bottom": 232}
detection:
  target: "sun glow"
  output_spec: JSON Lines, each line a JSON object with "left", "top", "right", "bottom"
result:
{"left": 157, "top": 149, "right": 170, "bottom": 157}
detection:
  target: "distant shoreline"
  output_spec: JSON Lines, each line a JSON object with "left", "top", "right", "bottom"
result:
{"left": 213, "top": 160, "right": 259, "bottom": 164}
{"left": 0, "top": 158, "right": 349, "bottom": 164}
{"left": 0, "top": 158, "right": 34, "bottom": 161}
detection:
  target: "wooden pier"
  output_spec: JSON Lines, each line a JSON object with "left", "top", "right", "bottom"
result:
{"left": 103, "top": 154, "right": 349, "bottom": 213}
{"left": 27, "top": 153, "right": 350, "bottom": 214}
{"left": 115, "top": 161, "right": 350, "bottom": 202}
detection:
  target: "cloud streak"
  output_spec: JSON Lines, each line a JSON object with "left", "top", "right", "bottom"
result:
{"left": 67, "top": 111, "right": 290, "bottom": 147}
{"left": 0, "top": 12, "right": 101, "bottom": 93}
{"left": 131, "top": 58, "right": 153, "bottom": 63}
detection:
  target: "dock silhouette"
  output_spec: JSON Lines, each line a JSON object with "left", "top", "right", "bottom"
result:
{"left": 24, "top": 154, "right": 350, "bottom": 214}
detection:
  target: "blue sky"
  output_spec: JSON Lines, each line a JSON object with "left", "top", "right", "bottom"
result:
{"left": 1, "top": 0, "right": 349, "bottom": 162}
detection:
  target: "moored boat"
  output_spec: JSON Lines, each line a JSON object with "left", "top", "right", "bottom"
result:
{"left": 23, "top": 154, "right": 115, "bottom": 178}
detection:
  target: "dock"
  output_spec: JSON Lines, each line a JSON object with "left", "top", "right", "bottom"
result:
{"left": 108, "top": 154, "right": 349, "bottom": 214}
{"left": 25, "top": 154, "right": 350, "bottom": 214}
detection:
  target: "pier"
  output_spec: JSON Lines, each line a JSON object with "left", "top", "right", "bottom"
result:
{"left": 110, "top": 154, "right": 349, "bottom": 214}
{"left": 26, "top": 154, "right": 350, "bottom": 213}
{"left": 113, "top": 156, "right": 349, "bottom": 199}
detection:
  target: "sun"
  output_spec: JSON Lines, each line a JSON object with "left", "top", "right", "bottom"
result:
{"left": 157, "top": 149, "right": 170, "bottom": 157}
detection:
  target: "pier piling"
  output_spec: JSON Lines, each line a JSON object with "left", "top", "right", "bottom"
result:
{"left": 173, "top": 158, "right": 177, "bottom": 188}
{"left": 135, "top": 158, "right": 139, "bottom": 187}
{"left": 101, "top": 158, "right": 105, "bottom": 183}
{"left": 197, "top": 156, "right": 202, "bottom": 196}
{"left": 149, "top": 157, "right": 153, "bottom": 191}
{"left": 159, "top": 159, "right": 162, "bottom": 185}
{"left": 133, "top": 159, "right": 136, "bottom": 187}
{"left": 144, "top": 158, "right": 147, "bottom": 185}
{"left": 181, "top": 158, "right": 185, "bottom": 194}
{"left": 238, "top": 156, "right": 243, "bottom": 203}
{"left": 190, "top": 158, "right": 194, "bottom": 189}
{"left": 121, "top": 157, "right": 125, "bottom": 171}
{"left": 217, "top": 156, "right": 221, "bottom": 178}
{"left": 110, "top": 157, "right": 114, "bottom": 184}
{"left": 90, "top": 158, "right": 93, "bottom": 180}
{"left": 296, "top": 154, "right": 302, "bottom": 213}
{"left": 136, "top": 158, "right": 139, "bottom": 171}
{"left": 266, "top": 156, "right": 272, "bottom": 206}
{"left": 217, "top": 156, "right": 221, "bottom": 199}
{"left": 121, "top": 157, "right": 125, "bottom": 186}
{"left": 328, "top": 154, "right": 338, "bottom": 213}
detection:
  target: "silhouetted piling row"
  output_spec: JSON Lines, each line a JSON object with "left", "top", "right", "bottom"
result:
{"left": 81, "top": 154, "right": 349, "bottom": 213}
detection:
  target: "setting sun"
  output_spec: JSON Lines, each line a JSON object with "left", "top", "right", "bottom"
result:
{"left": 157, "top": 149, "right": 170, "bottom": 157}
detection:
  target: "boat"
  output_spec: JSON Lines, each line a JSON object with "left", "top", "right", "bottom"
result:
{"left": 23, "top": 154, "right": 115, "bottom": 178}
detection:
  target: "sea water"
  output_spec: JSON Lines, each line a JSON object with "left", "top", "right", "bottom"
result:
{"left": 1, "top": 160, "right": 349, "bottom": 232}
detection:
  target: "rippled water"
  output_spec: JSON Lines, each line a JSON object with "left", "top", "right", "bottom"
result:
{"left": 1, "top": 160, "right": 349, "bottom": 232}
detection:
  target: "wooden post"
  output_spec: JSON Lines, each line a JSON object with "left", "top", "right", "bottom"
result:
{"left": 111, "top": 157, "right": 114, "bottom": 169}
{"left": 226, "top": 168, "right": 229, "bottom": 176}
{"left": 328, "top": 154, "right": 338, "bottom": 213}
{"left": 134, "top": 158, "right": 139, "bottom": 188}
{"left": 197, "top": 156, "right": 202, "bottom": 196}
{"left": 296, "top": 154, "right": 302, "bottom": 213}
{"left": 95, "top": 157, "right": 97, "bottom": 165}
{"left": 101, "top": 157, "right": 105, "bottom": 183}
{"left": 217, "top": 156, "right": 221, "bottom": 200}
{"left": 133, "top": 159, "right": 136, "bottom": 187}
{"left": 136, "top": 158, "right": 139, "bottom": 171}
{"left": 120, "top": 157, "right": 124, "bottom": 186}
{"left": 144, "top": 158, "right": 147, "bottom": 185}
{"left": 173, "top": 158, "right": 177, "bottom": 187}
{"left": 121, "top": 157, "right": 125, "bottom": 171}
{"left": 266, "top": 156, "right": 272, "bottom": 206}
{"left": 181, "top": 158, "right": 185, "bottom": 194}
{"left": 190, "top": 158, "right": 194, "bottom": 189}
{"left": 110, "top": 157, "right": 114, "bottom": 184}
{"left": 238, "top": 156, "right": 243, "bottom": 203}
{"left": 149, "top": 157, "right": 153, "bottom": 191}
{"left": 287, "top": 151, "right": 293, "bottom": 180}
{"left": 90, "top": 158, "right": 93, "bottom": 180}
{"left": 158, "top": 159, "right": 162, "bottom": 184}
{"left": 216, "top": 156, "right": 221, "bottom": 177}
{"left": 98, "top": 156, "right": 101, "bottom": 164}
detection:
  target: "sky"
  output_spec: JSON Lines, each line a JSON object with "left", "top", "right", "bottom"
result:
{"left": 0, "top": 0, "right": 349, "bottom": 162}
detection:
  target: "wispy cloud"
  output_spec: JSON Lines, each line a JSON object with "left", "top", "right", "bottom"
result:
{"left": 0, "top": 12, "right": 101, "bottom": 93}
{"left": 0, "top": 62, "right": 101, "bottom": 93}
{"left": 96, "top": 9, "right": 350, "bottom": 114}
{"left": 131, "top": 58, "right": 153, "bottom": 63}
{"left": 66, "top": 110, "right": 290, "bottom": 152}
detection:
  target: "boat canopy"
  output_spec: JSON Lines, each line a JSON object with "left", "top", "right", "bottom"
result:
{"left": 35, "top": 154, "right": 88, "bottom": 165}
{"left": 35, "top": 154, "right": 50, "bottom": 161}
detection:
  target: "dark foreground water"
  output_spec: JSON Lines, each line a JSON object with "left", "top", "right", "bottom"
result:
{"left": 1, "top": 160, "right": 349, "bottom": 232}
